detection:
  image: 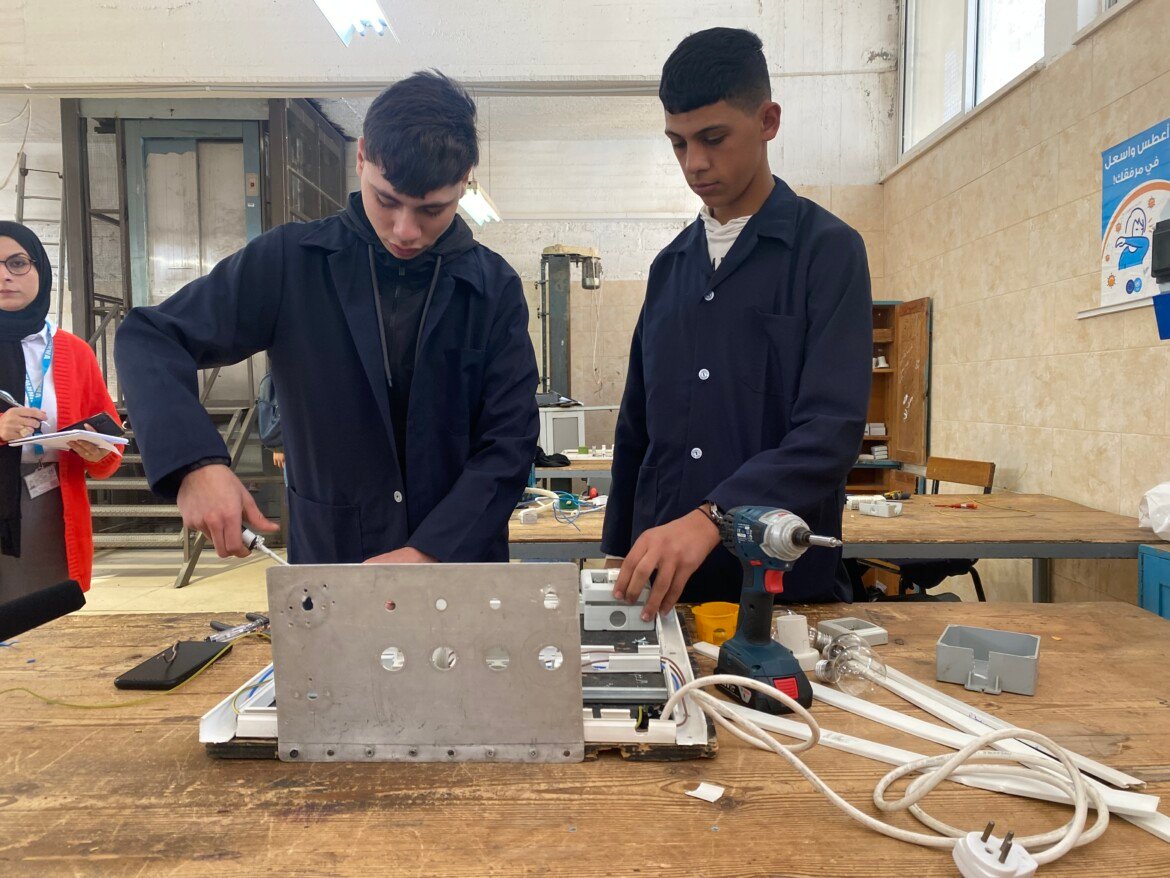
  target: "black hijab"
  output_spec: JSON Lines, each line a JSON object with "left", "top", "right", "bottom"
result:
{"left": 0, "top": 221, "right": 53, "bottom": 557}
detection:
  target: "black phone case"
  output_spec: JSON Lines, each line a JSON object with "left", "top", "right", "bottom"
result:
{"left": 60, "top": 412, "right": 125, "bottom": 438}
{"left": 114, "top": 640, "right": 231, "bottom": 690}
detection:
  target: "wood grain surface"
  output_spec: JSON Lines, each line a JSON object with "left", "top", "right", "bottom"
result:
{"left": 2, "top": 602, "right": 1168, "bottom": 876}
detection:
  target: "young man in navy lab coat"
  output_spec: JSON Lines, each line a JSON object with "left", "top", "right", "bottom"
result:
{"left": 116, "top": 72, "right": 538, "bottom": 565}
{"left": 603, "top": 28, "right": 872, "bottom": 616}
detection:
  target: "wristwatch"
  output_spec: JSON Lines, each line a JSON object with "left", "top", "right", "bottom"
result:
{"left": 699, "top": 501, "right": 723, "bottom": 527}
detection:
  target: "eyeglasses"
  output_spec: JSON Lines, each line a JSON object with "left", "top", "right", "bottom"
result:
{"left": 1, "top": 255, "right": 36, "bottom": 276}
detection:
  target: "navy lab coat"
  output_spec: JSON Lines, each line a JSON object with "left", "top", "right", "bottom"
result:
{"left": 115, "top": 213, "right": 538, "bottom": 564}
{"left": 600, "top": 178, "right": 872, "bottom": 603}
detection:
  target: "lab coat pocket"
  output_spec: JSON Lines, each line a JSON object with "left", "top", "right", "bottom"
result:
{"left": 442, "top": 347, "right": 488, "bottom": 435}
{"left": 286, "top": 485, "right": 365, "bottom": 563}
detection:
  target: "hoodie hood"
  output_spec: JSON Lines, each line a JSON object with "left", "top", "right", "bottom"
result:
{"left": 341, "top": 190, "right": 476, "bottom": 277}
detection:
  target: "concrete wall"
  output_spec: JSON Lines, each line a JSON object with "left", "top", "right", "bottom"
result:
{"left": 2, "top": 0, "right": 895, "bottom": 92}
{"left": 883, "top": 0, "right": 1170, "bottom": 603}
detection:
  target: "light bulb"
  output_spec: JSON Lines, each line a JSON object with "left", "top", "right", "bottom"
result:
{"left": 821, "top": 631, "right": 867, "bottom": 661}
{"left": 813, "top": 634, "right": 886, "bottom": 697}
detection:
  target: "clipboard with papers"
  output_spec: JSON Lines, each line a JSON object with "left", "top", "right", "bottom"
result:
{"left": 9, "top": 429, "right": 129, "bottom": 455}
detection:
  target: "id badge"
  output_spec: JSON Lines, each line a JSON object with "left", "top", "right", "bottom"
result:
{"left": 24, "top": 464, "right": 61, "bottom": 499}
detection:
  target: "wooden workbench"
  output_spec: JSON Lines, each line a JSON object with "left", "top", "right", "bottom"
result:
{"left": 508, "top": 493, "right": 1161, "bottom": 601}
{"left": 2, "top": 603, "right": 1168, "bottom": 876}
{"left": 843, "top": 493, "right": 1156, "bottom": 601}
{"left": 533, "top": 458, "right": 613, "bottom": 480}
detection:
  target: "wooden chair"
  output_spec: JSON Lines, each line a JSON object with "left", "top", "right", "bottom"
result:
{"left": 862, "top": 457, "right": 996, "bottom": 601}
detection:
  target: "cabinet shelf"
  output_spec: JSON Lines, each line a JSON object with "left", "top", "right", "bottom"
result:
{"left": 852, "top": 298, "right": 931, "bottom": 496}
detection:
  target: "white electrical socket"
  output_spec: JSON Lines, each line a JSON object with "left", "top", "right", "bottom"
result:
{"left": 772, "top": 613, "right": 820, "bottom": 671}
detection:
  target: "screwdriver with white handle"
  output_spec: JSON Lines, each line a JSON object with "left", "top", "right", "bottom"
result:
{"left": 242, "top": 527, "right": 288, "bottom": 566}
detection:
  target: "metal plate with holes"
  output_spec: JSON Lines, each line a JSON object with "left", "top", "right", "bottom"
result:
{"left": 267, "top": 563, "right": 584, "bottom": 763}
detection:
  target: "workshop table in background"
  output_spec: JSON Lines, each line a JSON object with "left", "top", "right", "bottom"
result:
{"left": 1, "top": 603, "right": 1167, "bottom": 875}
{"left": 509, "top": 508, "right": 604, "bottom": 560}
{"left": 842, "top": 492, "right": 1157, "bottom": 602}
{"left": 532, "top": 457, "right": 613, "bottom": 481}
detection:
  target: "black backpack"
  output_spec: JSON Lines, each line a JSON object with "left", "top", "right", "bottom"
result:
{"left": 257, "top": 373, "right": 282, "bottom": 450}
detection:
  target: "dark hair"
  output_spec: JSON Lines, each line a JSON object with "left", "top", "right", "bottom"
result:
{"left": 659, "top": 28, "right": 771, "bottom": 115}
{"left": 363, "top": 70, "right": 479, "bottom": 198}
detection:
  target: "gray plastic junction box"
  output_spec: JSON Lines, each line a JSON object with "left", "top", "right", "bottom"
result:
{"left": 936, "top": 624, "right": 1040, "bottom": 696}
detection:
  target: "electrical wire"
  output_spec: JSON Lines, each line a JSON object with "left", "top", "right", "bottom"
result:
{"left": 0, "top": 631, "right": 267, "bottom": 710}
{"left": 0, "top": 100, "right": 31, "bottom": 192}
{"left": 230, "top": 665, "right": 274, "bottom": 715}
{"left": 663, "top": 674, "right": 1108, "bottom": 867}
{"left": 520, "top": 486, "right": 605, "bottom": 530}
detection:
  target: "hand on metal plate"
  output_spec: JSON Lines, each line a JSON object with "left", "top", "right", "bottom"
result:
{"left": 613, "top": 509, "right": 721, "bottom": 620}
{"left": 178, "top": 463, "right": 277, "bottom": 558}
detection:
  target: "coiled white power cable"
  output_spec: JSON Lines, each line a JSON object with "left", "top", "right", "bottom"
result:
{"left": 662, "top": 675, "right": 1109, "bottom": 868}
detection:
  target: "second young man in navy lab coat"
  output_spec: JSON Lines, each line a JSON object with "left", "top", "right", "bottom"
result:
{"left": 603, "top": 28, "right": 872, "bottom": 615}
{"left": 116, "top": 72, "right": 538, "bottom": 565}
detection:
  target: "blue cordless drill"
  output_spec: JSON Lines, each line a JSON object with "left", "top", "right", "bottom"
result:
{"left": 715, "top": 506, "right": 842, "bottom": 714}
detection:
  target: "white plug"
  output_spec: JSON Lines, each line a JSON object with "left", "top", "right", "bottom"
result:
{"left": 953, "top": 825, "right": 1037, "bottom": 878}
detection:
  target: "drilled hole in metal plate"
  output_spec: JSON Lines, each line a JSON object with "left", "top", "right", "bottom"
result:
{"left": 435, "top": 598, "right": 448, "bottom": 611}
{"left": 489, "top": 598, "right": 502, "bottom": 610}
{"left": 609, "top": 609, "right": 627, "bottom": 628}
{"left": 301, "top": 596, "right": 314, "bottom": 611}
{"left": 326, "top": 749, "right": 335, "bottom": 757}
{"left": 543, "top": 587, "right": 559, "bottom": 610}
{"left": 385, "top": 600, "right": 396, "bottom": 612}
{"left": 431, "top": 646, "right": 458, "bottom": 671}
{"left": 538, "top": 645, "right": 564, "bottom": 670}
{"left": 485, "top": 646, "right": 511, "bottom": 671}
{"left": 447, "top": 749, "right": 455, "bottom": 757}
{"left": 380, "top": 647, "right": 405, "bottom": 671}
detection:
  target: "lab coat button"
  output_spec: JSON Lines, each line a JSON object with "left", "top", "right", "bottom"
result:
{"left": 698, "top": 369, "right": 710, "bottom": 381}
{"left": 394, "top": 491, "right": 404, "bottom": 503}
{"left": 690, "top": 447, "right": 703, "bottom": 460}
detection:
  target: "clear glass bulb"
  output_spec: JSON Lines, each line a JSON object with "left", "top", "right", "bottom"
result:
{"left": 821, "top": 631, "right": 867, "bottom": 661}
{"left": 832, "top": 646, "right": 886, "bottom": 697}
{"left": 814, "top": 635, "right": 886, "bottom": 697}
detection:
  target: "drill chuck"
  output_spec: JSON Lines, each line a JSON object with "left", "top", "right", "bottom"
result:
{"left": 761, "top": 514, "right": 840, "bottom": 561}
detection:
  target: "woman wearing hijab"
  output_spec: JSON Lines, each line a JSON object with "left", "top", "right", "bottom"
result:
{"left": 0, "top": 221, "right": 122, "bottom": 602}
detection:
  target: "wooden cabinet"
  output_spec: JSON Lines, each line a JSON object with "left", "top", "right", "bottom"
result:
{"left": 846, "top": 297, "right": 931, "bottom": 494}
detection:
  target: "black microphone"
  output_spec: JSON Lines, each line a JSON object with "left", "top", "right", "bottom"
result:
{"left": 0, "top": 580, "right": 86, "bottom": 642}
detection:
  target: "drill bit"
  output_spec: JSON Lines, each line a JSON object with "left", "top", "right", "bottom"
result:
{"left": 805, "top": 534, "right": 843, "bottom": 549}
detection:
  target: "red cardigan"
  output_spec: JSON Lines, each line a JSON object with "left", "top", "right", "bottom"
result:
{"left": 1, "top": 330, "right": 122, "bottom": 591}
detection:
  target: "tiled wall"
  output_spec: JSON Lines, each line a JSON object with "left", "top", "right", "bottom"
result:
{"left": 883, "top": 0, "right": 1170, "bottom": 603}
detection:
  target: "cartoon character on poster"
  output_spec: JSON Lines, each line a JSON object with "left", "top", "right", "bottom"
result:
{"left": 1100, "top": 119, "right": 1170, "bottom": 308}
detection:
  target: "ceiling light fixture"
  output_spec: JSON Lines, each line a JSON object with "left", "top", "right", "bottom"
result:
{"left": 459, "top": 178, "right": 501, "bottom": 225}
{"left": 312, "top": 0, "right": 396, "bottom": 46}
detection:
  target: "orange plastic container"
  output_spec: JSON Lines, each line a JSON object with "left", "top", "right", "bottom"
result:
{"left": 691, "top": 601, "right": 739, "bottom": 646}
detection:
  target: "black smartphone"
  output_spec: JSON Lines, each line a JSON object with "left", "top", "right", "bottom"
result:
{"left": 114, "top": 640, "right": 232, "bottom": 690}
{"left": 59, "top": 411, "right": 125, "bottom": 438}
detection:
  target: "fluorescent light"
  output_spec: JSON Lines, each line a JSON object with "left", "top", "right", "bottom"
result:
{"left": 459, "top": 179, "right": 502, "bottom": 225}
{"left": 312, "top": 0, "right": 393, "bottom": 46}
